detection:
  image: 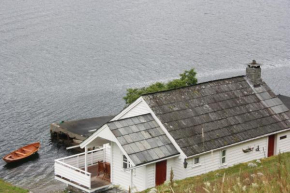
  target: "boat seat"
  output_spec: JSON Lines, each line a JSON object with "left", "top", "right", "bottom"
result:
{"left": 15, "top": 152, "right": 26, "bottom": 156}
{"left": 22, "top": 148, "right": 32, "bottom": 152}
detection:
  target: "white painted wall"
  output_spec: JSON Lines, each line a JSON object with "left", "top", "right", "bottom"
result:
{"left": 111, "top": 142, "right": 146, "bottom": 192}
{"left": 276, "top": 131, "right": 290, "bottom": 153}
{"left": 172, "top": 155, "right": 187, "bottom": 180}
{"left": 146, "top": 164, "right": 155, "bottom": 188}
{"left": 166, "top": 158, "right": 175, "bottom": 180}
{"left": 119, "top": 100, "right": 150, "bottom": 119}
{"left": 145, "top": 158, "right": 175, "bottom": 189}
{"left": 185, "top": 137, "right": 268, "bottom": 178}
{"left": 144, "top": 136, "right": 272, "bottom": 190}
{"left": 135, "top": 133, "right": 290, "bottom": 191}
{"left": 97, "top": 126, "right": 117, "bottom": 142}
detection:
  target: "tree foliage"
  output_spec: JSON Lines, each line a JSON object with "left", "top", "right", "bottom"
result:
{"left": 123, "top": 68, "right": 198, "bottom": 105}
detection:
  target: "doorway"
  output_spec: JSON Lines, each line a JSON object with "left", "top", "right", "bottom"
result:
{"left": 155, "top": 160, "right": 167, "bottom": 186}
{"left": 268, "top": 135, "right": 275, "bottom": 157}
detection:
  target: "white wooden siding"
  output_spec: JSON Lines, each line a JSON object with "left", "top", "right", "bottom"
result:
{"left": 111, "top": 143, "right": 130, "bottom": 189}
{"left": 120, "top": 100, "right": 150, "bottom": 119}
{"left": 166, "top": 158, "right": 175, "bottom": 181}
{"left": 146, "top": 164, "right": 155, "bottom": 188}
{"left": 111, "top": 143, "right": 147, "bottom": 191}
{"left": 132, "top": 167, "right": 146, "bottom": 192}
{"left": 104, "top": 145, "right": 111, "bottom": 163}
{"left": 143, "top": 133, "right": 290, "bottom": 191}
{"left": 144, "top": 157, "right": 181, "bottom": 190}
{"left": 172, "top": 155, "right": 187, "bottom": 180}
{"left": 55, "top": 161, "right": 91, "bottom": 189}
{"left": 276, "top": 131, "right": 290, "bottom": 153}
{"left": 186, "top": 137, "right": 267, "bottom": 178}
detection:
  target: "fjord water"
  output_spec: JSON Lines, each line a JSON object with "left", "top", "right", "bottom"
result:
{"left": 0, "top": 0, "right": 289, "bottom": 191}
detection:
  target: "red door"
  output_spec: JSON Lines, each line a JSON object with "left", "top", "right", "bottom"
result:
{"left": 268, "top": 135, "right": 275, "bottom": 157}
{"left": 155, "top": 160, "right": 167, "bottom": 186}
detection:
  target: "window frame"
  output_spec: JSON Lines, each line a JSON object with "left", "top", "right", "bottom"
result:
{"left": 123, "top": 155, "right": 131, "bottom": 169}
{"left": 221, "top": 149, "right": 227, "bottom": 165}
{"left": 192, "top": 156, "right": 201, "bottom": 168}
{"left": 194, "top": 157, "right": 200, "bottom": 165}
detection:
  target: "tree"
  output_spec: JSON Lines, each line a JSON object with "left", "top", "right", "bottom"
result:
{"left": 145, "top": 82, "right": 166, "bottom": 93}
{"left": 123, "top": 88, "right": 145, "bottom": 105}
{"left": 180, "top": 68, "right": 198, "bottom": 86}
{"left": 167, "top": 79, "right": 186, "bottom": 90}
{"left": 123, "top": 68, "right": 198, "bottom": 105}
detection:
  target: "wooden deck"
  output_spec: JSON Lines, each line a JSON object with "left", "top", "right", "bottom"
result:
{"left": 88, "top": 164, "right": 111, "bottom": 189}
{"left": 56, "top": 164, "right": 110, "bottom": 190}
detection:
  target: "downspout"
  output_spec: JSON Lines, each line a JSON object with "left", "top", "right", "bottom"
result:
{"left": 130, "top": 169, "right": 133, "bottom": 192}
{"left": 110, "top": 142, "right": 113, "bottom": 184}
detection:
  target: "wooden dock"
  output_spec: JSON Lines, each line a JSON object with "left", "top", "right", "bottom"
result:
{"left": 50, "top": 115, "right": 115, "bottom": 148}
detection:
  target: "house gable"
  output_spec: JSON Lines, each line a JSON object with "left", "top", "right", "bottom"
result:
{"left": 107, "top": 114, "right": 179, "bottom": 166}
{"left": 80, "top": 124, "right": 136, "bottom": 166}
{"left": 112, "top": 98, "right": 151, "bottom": 121}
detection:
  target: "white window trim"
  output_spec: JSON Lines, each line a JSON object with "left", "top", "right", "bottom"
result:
{"left": 123, "top": 155, "right": 131, "bottom": 171}
{"left": 220, "top": 149, "right": 227, "bottom": 166}
{"left": 192, "top": 157, "right": 202, "bottom": 168}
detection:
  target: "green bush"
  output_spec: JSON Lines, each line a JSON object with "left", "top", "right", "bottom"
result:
{"left": 123, "top": 68, "right": 198, "bottom": 104}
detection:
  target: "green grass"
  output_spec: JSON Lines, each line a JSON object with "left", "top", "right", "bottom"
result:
{"left": 142, "top": 152, "right": 290, "bottom": 193}
{"left": 0, "top": 179, "right": 28, "bottom": 193}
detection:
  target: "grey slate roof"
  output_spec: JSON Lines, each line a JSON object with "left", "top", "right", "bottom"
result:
{"left": 143, "top": 76, "right": 290, "bottom": 157}
{"left": 278, "top": 95, "right": 290, "bottom": 109}
{"left": 107, "top": 114, "right": 179, "bottom": 166}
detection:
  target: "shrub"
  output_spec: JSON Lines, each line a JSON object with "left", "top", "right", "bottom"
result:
{"left": 123, "top": 68, "right": 198, "bottom": 104}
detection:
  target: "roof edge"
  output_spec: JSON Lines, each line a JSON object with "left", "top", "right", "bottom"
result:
{"left": 135, "top": 153, "right": 180, "bottom": 166}
{"left": 108, "top": 113, "right": 152, "bottom": 124}
{"left": 142, "top": 75, "right": 246, "bottom": 96}
{"left": 125, "top": 153, "right": 180, "bottom": 170}
{"left": 186, "top": 128, "right": 290, "bottom": 158}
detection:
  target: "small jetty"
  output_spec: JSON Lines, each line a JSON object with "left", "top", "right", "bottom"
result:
{"left": 50, "top": 115, "right": 115, "bottom": 148}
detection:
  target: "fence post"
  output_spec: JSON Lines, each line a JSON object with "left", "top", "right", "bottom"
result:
{"left": 85, "top": 146, "right": 88, "bottom": 172}
{"left": 91, "top": 152, "right": 93, "bottom": 165}
{"left": 104, "top": 147, "right": 106, "bottom": 162}
{"left": 77, "top": 155, "right": 79, "bottom": 168}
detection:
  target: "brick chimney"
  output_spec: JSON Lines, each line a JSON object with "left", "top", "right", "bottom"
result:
{"left": 246, "top": 60, "right": 262, "bottom": 87}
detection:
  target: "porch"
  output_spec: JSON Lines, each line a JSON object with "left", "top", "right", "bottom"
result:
{"left": 55, "top": 146, "right": 112, "bottom": 192}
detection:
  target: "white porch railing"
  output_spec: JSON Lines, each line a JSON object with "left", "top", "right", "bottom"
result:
{"left": 55, "top": 147, "right": 111, "bottom": 190}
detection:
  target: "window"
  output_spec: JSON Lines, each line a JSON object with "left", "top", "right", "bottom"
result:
{"left": 194, "top": 157, "right": 200, "bottom": 165}
{"left": 123, "top": 155, "right": 130, "bottom": 169}
{"left": 221, "top": 150, "right": 226, "bottom": 164}
{"left": 280, "top": 135, "right": 287, "bottom": 140}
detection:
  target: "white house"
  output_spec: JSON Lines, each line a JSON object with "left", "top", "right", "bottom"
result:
{"left": 54, "top": 61, "right": 290, "bottom": 192}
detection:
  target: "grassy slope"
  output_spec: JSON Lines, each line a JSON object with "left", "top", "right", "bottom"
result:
{"left": 142, "top": 152, "right": 290, "bottom": 193}
{"left": 0, "top": 179, "right": 28, "bottom": 193}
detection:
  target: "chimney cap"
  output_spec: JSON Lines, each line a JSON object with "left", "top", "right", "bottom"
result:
{"left": 248, "top": 60, "right": 261, "bottom": 68}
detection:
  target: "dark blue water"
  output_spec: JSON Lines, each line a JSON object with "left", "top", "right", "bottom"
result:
{"left": 0, "top": 0, "right": 289, "bottom": 192}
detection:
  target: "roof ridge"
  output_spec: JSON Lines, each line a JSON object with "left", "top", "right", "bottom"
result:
{"left": 142, "top": 75, "right": 246, "bottom": 96}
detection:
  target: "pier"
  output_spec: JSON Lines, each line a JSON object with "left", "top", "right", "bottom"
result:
{"left": 50, "top": 115, "right": 115, "bottom": 148}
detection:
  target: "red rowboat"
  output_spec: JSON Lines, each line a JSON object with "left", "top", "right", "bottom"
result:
{"left": 3, "top": 142, "right": 40, "bottom": 163}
